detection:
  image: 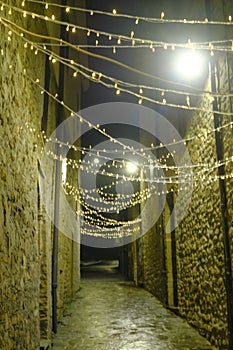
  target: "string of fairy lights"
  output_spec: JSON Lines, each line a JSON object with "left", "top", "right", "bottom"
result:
{"left": 1, "top": 0, "right": 233, "bottom": 237}
{"left": 3, "top": 21, "right": 233, "bottom": 166}
{"left": 19, "top": 0, "right": 233, "bottom": 26}
{"left": 2, "top": 1, "right": 233, "bottom": 59}
{"left": 3, "top": 20, "right": 233, "bottom": 161}
{"left": 2, "top": 3, "right": 233, "bottom": 112}
{"left": 2, "top": 15, "right": 233, "bottom": 117}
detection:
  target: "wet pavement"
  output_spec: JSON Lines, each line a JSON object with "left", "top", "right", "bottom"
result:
{"left": 52, "top": 261, "right": 216, "bottom": 350}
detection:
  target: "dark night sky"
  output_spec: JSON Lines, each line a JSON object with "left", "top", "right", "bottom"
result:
{"left": 81, "top": 0, "right": 210, "bottom": 136}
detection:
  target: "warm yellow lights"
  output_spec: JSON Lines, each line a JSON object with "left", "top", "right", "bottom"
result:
{"left": 3, "top": 0, "right": 233, "bottom": 239}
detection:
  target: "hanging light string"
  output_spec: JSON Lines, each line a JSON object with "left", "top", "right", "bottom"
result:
{"left": 0, "top": 13, "right": 217, "bottom": 99}
{"left": 79, "top": 198, "right": 142, "bottom": 228}
{"left": 49, "top": 118, "right": 233, "bottom": 155}
{"left": 24, "top": 73, "right": 155, "bottom": 164}
{"left": 18, "top": 63, "right": 233, "bottom": 180}
{"left": 4, "top": 53, "right": 233, "bottom": 232}
{"left": 26, "top": 44, "right": 233, "bottom": 116}
{"left": 47, "top": 143, "right": 233, "bottom": 176}
{"left": 21, "top": 66, "right": 233, "bottom": 180}
{"left": 3, "top": 6, "right": 233, "bottom": 238}
{"left": 80, "top": 218, "right": 141, "bottom": 238}
{"left": 63, "top": 167, "right": 233, "bottom": 215}
{"left": 3, "top": 1, "right": 233, "bottom": 55}
{"left": 80, "top": 228, "right": 140, "bottom": 239}
{"left": 3, "top": 17, "right": 233, "bottom": 118}
{"left": 64, "top": 186, "right": 150, "bottom": 214}
{"left": 3, "top": 19, "right": 233, "bottom": 177}
{"left": 0, "top": 16, "right": 215, "bottom": 101}
{"left": 20, "top": 0, "right": 233, "bottom": 26}
{"left": 65, "top": 180, "right": 155, "bottom": 203}
{"left": 27, "top": 43, "right": 233, "bottom": 100}
{"left": 47, "top": 145, "right": 233, "bottom": 184}
{"left": 16, "top": 107, "right": 233, "bottom": 189}
{"left": 61, "top": 166, "right": 233, "bottom": 219}
{"left": 26, "top": 40, "right": 233, "bottom": 55}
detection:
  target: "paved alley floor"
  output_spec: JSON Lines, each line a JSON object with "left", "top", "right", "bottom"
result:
{"left": 52, "top": 262, "right": 216, "bottom": 350}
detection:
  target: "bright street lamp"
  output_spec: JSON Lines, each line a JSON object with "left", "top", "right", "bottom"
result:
{"left": 126, "top": 161, "right": 138, "bottom": 174}
{"left": 175, "top": 50, "right": 207, "bottom": 80}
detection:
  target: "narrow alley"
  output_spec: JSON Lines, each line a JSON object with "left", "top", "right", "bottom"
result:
{"left": 1, "top": 1, "right": 233, "bottom": 350}
{"left": 51, "top": 262, "right": 215, "bottom": 350}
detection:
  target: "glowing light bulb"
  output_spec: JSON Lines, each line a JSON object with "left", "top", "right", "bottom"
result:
{"left": 175, "top": 50, "right": 207, "bottom": 80}
{"left": 126, "top": 162, "right": 138, "bottom": 173}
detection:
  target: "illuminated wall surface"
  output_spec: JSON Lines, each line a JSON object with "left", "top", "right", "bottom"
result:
{"left": 1, "top": 0, "right": 233, "bottom": 349}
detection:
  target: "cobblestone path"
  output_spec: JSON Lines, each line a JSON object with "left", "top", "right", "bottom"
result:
{"left": 52, "top": 263, "right": 216, "bottom": 350}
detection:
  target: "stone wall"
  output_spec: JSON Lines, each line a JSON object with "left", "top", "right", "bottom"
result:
{"left": 0, "top": 1, "right": 82, "bottom": 348}
{"left": 141, "top": 220, "right": 167, "bottom": 304}
{"left": 134, "top": 2, "right": 233, "bottom": 348}
{"left": 173, "top": 1, "right": 233, "bottom": 348}
{"left": 0, "top": 3, "right": 45, "bottom": 348}
{"left": 175, "top": 77, "right": 229, "bottom": 348}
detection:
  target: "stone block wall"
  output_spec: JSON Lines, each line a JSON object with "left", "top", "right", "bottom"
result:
{"left": 135, "top": 2, "right": 233, "bottom": 348}
{"left": 141, "top": 196, "right": 167, "bottom": 304}
{"left": 0, "top": 1, "right": 82, "bottom": 348}
{"left": 173, "top": 1, "right": 233, "bottom": 348}
{"left": 39, "top": 202, "right": 53, "bottom": 340}
{"left": 0, "top": 3, "right": 45, "bottom": 348}
{"left": 57, "top": 232, "right": 80, "bottom": 319}
{"left": 175, "top": 81, "right": 229, "bottom": 348}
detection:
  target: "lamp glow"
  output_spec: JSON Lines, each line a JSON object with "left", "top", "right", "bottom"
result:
{"left": 126, "top": 162, "right": 138, "bottom": 173}
{"left": 175, "top": 50, "right": 206, "bottom": 79}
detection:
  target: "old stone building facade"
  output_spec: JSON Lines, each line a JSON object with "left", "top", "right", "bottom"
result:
{"left": 0, "top": 1, "right": 87, "bottom": 348}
